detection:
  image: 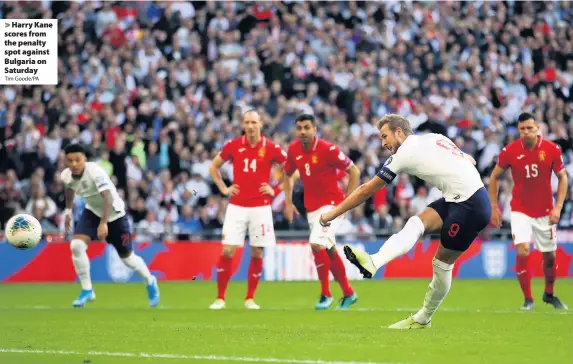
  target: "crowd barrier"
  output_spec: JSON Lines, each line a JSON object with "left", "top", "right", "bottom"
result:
{"left": 1, "top": 239, "right": 572, "bottom": 283}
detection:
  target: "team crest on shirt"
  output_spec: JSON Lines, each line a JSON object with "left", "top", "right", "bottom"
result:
{"left": 538, "top": 151, "right": 546, "bottom": 161}
{"left": 258, "top": 148, "right": 266, "bottom": 158}
{"left": 81, "top": 181, "right": 89, "bottom": 190}
{"left": 312, "top": 155, "right": 319, "bottom": 164}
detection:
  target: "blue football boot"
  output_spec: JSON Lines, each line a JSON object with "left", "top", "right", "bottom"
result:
{"left": 72, "top": 289, "right": 96, "bottom": 308}
{"left": 315, "top": 295, "right": 334, "bottom": 310}
{"left": 147, "top": 276, "right": 160, "bottom": 308}
{"left": 335, "top": 293, "right": 358, "bottom": 310}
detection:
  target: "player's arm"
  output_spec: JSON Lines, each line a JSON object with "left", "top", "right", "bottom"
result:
{"left": 554, "top": 169, "right": 568, "bottom": 211}
{"left": 346, "top": 163, "right": 361, "bottom": 195}
{"left": 99, "top": 189, "right": 113, "bottom": 225}
{"left": 282, "top": 155, "right": 299, "bottom": 223}
{"left": 319, "top": 176, "right": 386, "bottom": 226}
{"left": 487, "top": 165, "right": 506, "bottom": 209}
{"left": 209, "top": 154, "right": 238, "bottom": 196}
{"left": 64, "top": 187, "right": 75, "bottom": 212}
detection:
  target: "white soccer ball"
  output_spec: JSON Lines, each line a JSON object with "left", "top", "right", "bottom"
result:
{"left": 5, "top": 214, "right": 42, "bottom": 250}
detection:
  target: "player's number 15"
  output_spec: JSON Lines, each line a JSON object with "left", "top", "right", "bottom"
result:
{"left": 525, "top": 164, "right": 538, "bottom": 178}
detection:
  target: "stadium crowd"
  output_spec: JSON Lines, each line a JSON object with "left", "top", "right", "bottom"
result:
{"left": 0, "top": 1, "right": 572, "bottom": 239}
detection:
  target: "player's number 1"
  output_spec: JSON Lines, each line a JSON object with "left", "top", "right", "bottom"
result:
{"left": 243, "top": 158, "right": 257, "bottom": 172}
{"left": 525, "top": 164, "right": 538, "bottom": 178}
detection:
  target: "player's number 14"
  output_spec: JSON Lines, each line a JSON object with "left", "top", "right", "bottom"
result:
{"left": 525, "top": 164, "right": 538, "bottom": 178}
{"left": 243, "top": 158, "right": 257, "bottom": 172}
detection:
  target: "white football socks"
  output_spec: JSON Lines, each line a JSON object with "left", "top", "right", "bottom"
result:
{"left": 122, "top": 254, "right": 154, "bottom": 285}
{"left": 413, "top": 258, "right": 454, "bottom": 324}
{"left": 371, "top": 216, "right": 425, "bottom": 269}
{"left": 70, "top": 239, "right": 92, "bottom": 291}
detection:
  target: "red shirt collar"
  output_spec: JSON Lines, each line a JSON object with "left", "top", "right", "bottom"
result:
{"left": 520, "top": 135, "right": 543, "bottom": 150}
{"left": 242, "top": 135, "right": 266, "bottom": 148}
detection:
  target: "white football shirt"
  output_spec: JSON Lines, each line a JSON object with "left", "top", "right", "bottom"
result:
{"left": 377, "top": 133, "right": 484, "bottom": 202}
{"left": 61, "top": 162, "right": 126, "bottom": 221}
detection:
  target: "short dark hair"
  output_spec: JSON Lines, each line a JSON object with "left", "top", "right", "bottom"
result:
{"left": 518, "top": 112, "right": 534, "bottom": 122}
{"left": 295, "top": 114, "right": 316, "bottom": 125}
{"left": 376, "top": 114, "right": 413, "bottom": 135}
{"left": 64, "top": 143, "right": 87, "bottom": 156}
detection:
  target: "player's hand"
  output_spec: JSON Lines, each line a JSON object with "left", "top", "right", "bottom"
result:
{"left": 284, "top": 202, "right": 299, "bottom": 223}
{"left": 549, "top": 207, "right": 562, "bottom": 225}
{"left": 319, "top": 214, "right": 332, "bottom": 227}
{"left": 97, "top": 223, "right": 108, "bottom": 241}
{"left": 223, "top": 184, "right": 240, "bottom": 196}
{"left": 490, "top": 208, "right": 502, "bottom": 228}
{"left": 65, "top": 214, "right": 72, "bottom": 233}
{"left": 259, "top": 183, "right": 275, "bottom": 197}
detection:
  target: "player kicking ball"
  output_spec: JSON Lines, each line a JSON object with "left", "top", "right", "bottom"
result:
{"left": 489, "top": 113, "right": 568, "bottom": 310}
{"left": 320, "top": 114, "right": 492, "bottom": 328}
{"left": 283, "top": 114, "right": 361, "bottom": 310}
{"left": 62, "top": 144, "right": 160, "bottom": 308}
{"left": 208, "top": 110, "right": 287, "bottom": 310}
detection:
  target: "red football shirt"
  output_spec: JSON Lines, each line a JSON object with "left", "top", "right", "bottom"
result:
{"left": 220, "top": 136, "right": 287, "bottom": 207}
{"left": 284, "top": 137, "right": 352, "bottom": 212}
{"left": 497, "top": 137, "right": 565, "bottom": 218}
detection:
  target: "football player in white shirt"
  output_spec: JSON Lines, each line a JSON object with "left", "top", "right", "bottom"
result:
{"left": 62, "top": 144, "right": 160, "bottom": 308}
{"left": 319, "top": 114, "right": 492, "bottom": 329}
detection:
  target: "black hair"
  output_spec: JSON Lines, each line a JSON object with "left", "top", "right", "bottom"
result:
{"left": 295, "top": 114, "right": 316, "bottom": 125}
{"left": 64, "top": 143, "right": 87, "bottom": 156}
{"left": 518, "top": 112, "right": 535, "bottom": 122}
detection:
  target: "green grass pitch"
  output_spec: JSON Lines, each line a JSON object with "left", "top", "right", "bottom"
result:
{"left": 0, "top": 279, "right": 571, "bottom": 364}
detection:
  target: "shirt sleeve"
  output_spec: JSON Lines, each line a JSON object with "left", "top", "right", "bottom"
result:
{"left": 497, "top": 146, "right": 511, "bottom": 169}
{"left": 219, "top": 141, "right": 234, "bottom": 161}
{"left": 91, "top": 165, "right": 112, "bottom": 193}
{"left": 552, "top": 145, "right": 565, "bottom": 173}
{"left": 326, "top": 144, "right": 352, "bottom": 170}
{"left": 272, "top": 143, "right": 287, "bottom": 165}
{"left": 284, "top": 149, "right": 297, "bottom": 176}
{"left": 376, "top": 148, "right": 410, "bottom": 184}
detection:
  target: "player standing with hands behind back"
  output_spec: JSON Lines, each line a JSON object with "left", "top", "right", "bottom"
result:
{"left": 62, "top": 144, "right": 160, "bottom": 308}
{"left": 489, "top": 112, "right": 568, "bottom": 310}
{"left": 208, "top": 110, "right": 287, "bottom": 310}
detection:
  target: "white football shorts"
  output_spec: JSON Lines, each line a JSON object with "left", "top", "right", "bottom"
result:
{"left": 307, "top": 205, "right": 344, "bottom": 249}
{"left": 221, "top": 204, "right": 276, "bottom": 247}
{"left": 510, "top": 211, "right": 557, "bottom": 252}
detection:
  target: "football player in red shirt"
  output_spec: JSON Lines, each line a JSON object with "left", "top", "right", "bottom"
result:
{"left": 489, "top": 112, "right": 569, "bottom": 310}
{"left": 208, "top": 110, "right": 287, "bottom": 310}
{"left": 283, "top": 114, "right": 361, "bottom": 310}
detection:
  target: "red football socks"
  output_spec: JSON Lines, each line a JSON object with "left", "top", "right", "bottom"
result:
{"left": 216, "top": 256, "right": 233, "bottom": 300}
{"left": 516, "top": 255, "right": 532, "bottom": 300}
{"left": 543, "top": 256, "right": 556, "bottom": 295}
{"left": 246, "top": 257, "right": 263, "bottom": 300}
{"left": 313, "top": 249, "right": 331, "bottom": 297}
{"left": 330, "top": 250, "right": 354, "bottom": 297}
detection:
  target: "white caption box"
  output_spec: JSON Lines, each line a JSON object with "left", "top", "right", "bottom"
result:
{"left": 0, "top": 19, "right": 58, "bottom": 85}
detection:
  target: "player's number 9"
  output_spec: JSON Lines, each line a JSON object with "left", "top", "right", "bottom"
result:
{"left": 243, "top": 158, "right": 257, "bottom": 173}
{"left": 525, "top": 164, "right": 538, "bottom": 178}
{"left": 304, "top": 163, "right": 311, "bottom": 176}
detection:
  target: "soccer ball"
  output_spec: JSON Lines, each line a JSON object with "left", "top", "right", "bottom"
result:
{"left": 5, "top": 214, "right": 42, "bottom": 250}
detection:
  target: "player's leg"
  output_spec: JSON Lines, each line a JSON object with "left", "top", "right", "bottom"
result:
{"left": 532, "top": 218, "right": 567, "bottom": 309}
{"left": 245, "top": 205, "right": 276, "bottom": 309}
{"left": 211, "top": 204, "right": 246, "bottom": 309}
{"left": 510, "top": 212, "right": 534, "bottom": 309}
{"left": 70, "top": 209, "right": 99, "bottom": 307}
{"left": 307, "top": 208, "right": 334, "bottom": 309}
{"left": 317, "top": 206, "right": 357, "bottom": 309}
{"left": 390, "top": 187, "right": 491, "bottom": 329}
{"left": 108, "top": 216, "right": 159, "bottom": 307}
{"left": 343, "top": 202, "right": 442, "bottom": 279}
